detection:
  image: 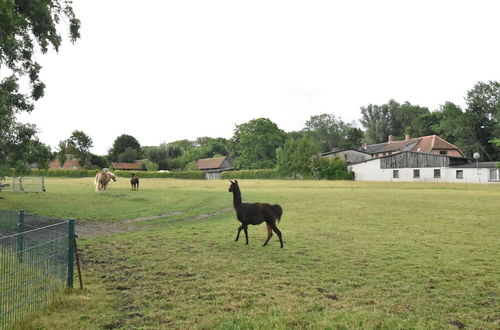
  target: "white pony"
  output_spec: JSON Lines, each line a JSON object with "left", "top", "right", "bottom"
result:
{"left": 94, "top": 170, "right": 117, "bottom": 192}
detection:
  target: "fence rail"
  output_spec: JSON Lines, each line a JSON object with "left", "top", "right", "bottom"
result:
{"left": 0, "top": 210, "right": 74, "bottom": 329}
{"left": 0, "top": 177, "right": 45, "bottom": 193}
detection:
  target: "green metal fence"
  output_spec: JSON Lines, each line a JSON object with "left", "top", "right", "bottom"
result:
{"left": 0, "top": 210, "right": 74, "bottom": 329}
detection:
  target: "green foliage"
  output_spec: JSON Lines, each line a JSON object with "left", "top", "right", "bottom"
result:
{"left": 27, "top": 169, "right": 206, "bottom": 179}
{"left": 360, "top": 99, "right": 432, "bottom": 144}
{"left": 184, "top": 161, "right": 198, "bottom": 171}
{"left": 464, "top": 81, "right": 500, "bottom": 160}
{"left": 89, "top": 154, "right": 110, "bottom": 169}
{"left": 310, "top": 156, "right": 354, "bottom": 180}
{"left": 232, "top": 118, "right": 286, "bottom": 169}
{"left": 0, "top": 0, "right": 79, "bottom": 177}
{"left": 221, "top": 169, "right": 280, "bottom": 179}
{"left": 303, "top": 113, "right": 362, "bottom": 152}
{"left": 68, "top": 130, "right": 93, "bottom": 166}
{"left": 108, "top": 135, "right": 142, "bottom": 161}
{"left": 490, "top": 138, "right": 500, "bottom": 147}
{"left": 276, "top": 137, "right": 319, "bottom": 177}
{"left": 143, "top": 161, "right": 159, "bottom": 172}
{"left": 118, "top": 148, "right": 138, "bottom": 163}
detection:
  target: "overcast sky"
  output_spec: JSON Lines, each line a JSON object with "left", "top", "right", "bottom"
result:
{"left": 16, "top": 0, "right": 500, "bottom": 155}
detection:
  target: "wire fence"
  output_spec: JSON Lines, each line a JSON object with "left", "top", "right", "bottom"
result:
{"left": 0, "top": 210, "right": 74, "bottom": 329}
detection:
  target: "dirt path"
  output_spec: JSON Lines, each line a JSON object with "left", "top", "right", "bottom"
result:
{"left": 76, "top": 208, "right": 233, "bottom": 238}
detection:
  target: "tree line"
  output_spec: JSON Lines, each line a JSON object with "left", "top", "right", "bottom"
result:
{"left": 32, "top": 79, "right": 500, "bottom": 180}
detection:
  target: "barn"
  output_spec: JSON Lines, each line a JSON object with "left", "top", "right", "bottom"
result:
{"left": 349, "top": 151, "right": 500, "bottom": 184}
{"left": 196, "top": 156, "right": 233, "bottom": 179}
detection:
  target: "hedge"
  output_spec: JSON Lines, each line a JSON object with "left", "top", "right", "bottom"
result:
{"left": 27, "top": 169, "right": 205, "bottom": 180}
{"left": 221, "top": 169, "right": 281, "bottom": 180}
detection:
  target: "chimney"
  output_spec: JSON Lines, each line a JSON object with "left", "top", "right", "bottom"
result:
{"left": 388, "top": 135, "right": 393, "bottom": 143}
{"left": 405, "top": 134, "right": 410, "bottom": 141}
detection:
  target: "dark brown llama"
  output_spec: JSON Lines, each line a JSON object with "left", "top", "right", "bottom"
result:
{"left": 228, "top": 180, "right": 283, "bottom": 248}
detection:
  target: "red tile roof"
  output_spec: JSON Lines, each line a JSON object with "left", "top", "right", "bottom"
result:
{"left": 197, "top": 157, "right": 230, "bottom": 170}
{"left": 111, "top": 162, "right": 141, "bottom": 170}
{"left": 48, "top": 154, "right": 83, "bottom": 170}
{"left": 370, "top": 135, "right": 465, "bottom": 157}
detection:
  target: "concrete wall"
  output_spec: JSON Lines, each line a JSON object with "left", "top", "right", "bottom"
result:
{"left": 350, "top": 160, "right": 496, "bottom": 184}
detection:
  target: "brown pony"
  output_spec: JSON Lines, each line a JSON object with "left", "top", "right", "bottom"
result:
{"left": 130, "top": 173, "right": 139, "bottom": 191}
{"left": 94, "top": 171, "right": 117, "bottom": 192}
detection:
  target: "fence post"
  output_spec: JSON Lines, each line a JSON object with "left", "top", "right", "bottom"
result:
{"left": 17, "top": 210, "right": 25, "bottom": 262}
{"left": 67, "top": 219, "right": 75, "bottom": 289}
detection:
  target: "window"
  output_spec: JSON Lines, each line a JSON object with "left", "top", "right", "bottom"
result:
{"left": 439, "top": 151, "right": 447, "bottom": 155}
{"left": 434, "top": 169, "right": 441, "bottom": 178}
{"left": 393, "top": 170, "right": 399, "bottom": 179}
{"left": 490, "top": 169, "right": 500, "bottom": 182}
{"left": 456, "top": 170, "right": 463, "bottom": 179}
{"left": 413, "top": 169, "right": 420, "bottom": 178}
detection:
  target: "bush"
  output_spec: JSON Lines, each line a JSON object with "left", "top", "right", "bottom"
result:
{"left": 221, "top": 169, "right": 281, "bottom": 180}
{"left": 27, "top": 169, "right": 206, "bottom": 179}
{"left": 310, "top": 157, "right": 354, "bottom": 180}
{"left": 113, "top": 170, "right": 205, "bottom": 180}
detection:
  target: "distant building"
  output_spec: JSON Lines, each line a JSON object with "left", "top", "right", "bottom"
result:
{"left": 48, "top": 154, "right": 83, "bottom": 170}
{"left": 349, "top": 151, "right": 499, "bottom": 184}
{"left": 111, "top": 162, "right": 141, "bottom": 171}
{"left": 196, "top": 156, "right": 233, "bottom": 179}
{"left": 361, "top": 134, "right": 466, "bottom": 158}
{"left": 321, "top": 148, "right": 372, "bottom": 164}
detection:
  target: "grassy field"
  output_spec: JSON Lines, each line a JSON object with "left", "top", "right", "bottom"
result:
{"left": 0, "top": 178, "right": 499, "bottom": 329}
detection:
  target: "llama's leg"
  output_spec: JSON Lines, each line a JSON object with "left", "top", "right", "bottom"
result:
{"left": 243, "top": 225, "right": 249, "bottom": 245}
{"left": 270, "top": 222, "right": 283, "bottom": 248}
{"left": 263, "top": 223, "right": 273, "bottom": 246}
{"left": 235, "top": 225, "right": 244, "bottom": 241}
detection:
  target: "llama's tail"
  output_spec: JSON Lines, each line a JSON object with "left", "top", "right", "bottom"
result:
{"left": 272, "top": 204, "right": 283, "bottom": 222}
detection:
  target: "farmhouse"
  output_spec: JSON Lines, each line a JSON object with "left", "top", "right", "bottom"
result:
{"left": 48, "top": 154, "right": 83, "bottom": 170}
{"left": 361, "top": 134, "right": 466, "bottom": 158}
{"left": 196, "top": 156, "right": 233, "bottom": 179}
{"left": 349, "top": 151, "right": 500, "bottom": 184}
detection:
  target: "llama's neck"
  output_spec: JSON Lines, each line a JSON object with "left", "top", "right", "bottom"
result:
{"left": 232, "top": 187, "right": 242, "bottom": 207}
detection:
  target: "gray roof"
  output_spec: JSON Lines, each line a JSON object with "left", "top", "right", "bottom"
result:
{"left": 320, "top": 148, "right": 371, "bottom": 157}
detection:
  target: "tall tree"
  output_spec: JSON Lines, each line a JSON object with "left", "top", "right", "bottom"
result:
{"left": 464, "top": 81, "right": 500, "bottom": 159}
{"left": 108, "top": 134, "right": 142, "bottom": 162}
{"left": 0, "top": 0, "right": 80, "bottom": 176}
{"left": 303, "top": 113, "right": 363, "bottom": 152}
{"left": 68, "top": 130, "right": 93, "bottom": 166}
{"left": 276, "top": 137, "right": 319, "bottom": 177}
{"left": 360, "top": 99, "right": 432, "bottom": 143}
{"left": 232, "top": 118, "right": 286, "bottom": 169}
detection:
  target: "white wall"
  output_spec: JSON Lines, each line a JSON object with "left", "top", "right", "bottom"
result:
{"left": 350, "top": 160, "right": 495, "bottom": 184}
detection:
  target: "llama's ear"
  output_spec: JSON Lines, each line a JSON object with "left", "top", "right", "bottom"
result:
{"left": 229, "top": 180, "right": 234, "bottom": 184}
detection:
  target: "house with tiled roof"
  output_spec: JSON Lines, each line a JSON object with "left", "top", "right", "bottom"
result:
{"left": 362, "top": 135, "right": 466, "bottom": 158}
{"left": 196, "top": 156, "right": 233, "bottom": 179}
{"left": 48, "top": 154, "right": 83, "bottom": 170}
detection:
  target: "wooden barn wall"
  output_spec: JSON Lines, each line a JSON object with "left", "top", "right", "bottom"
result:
{"left": 380, "top": 153, "right": 449, "bottom": 169}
